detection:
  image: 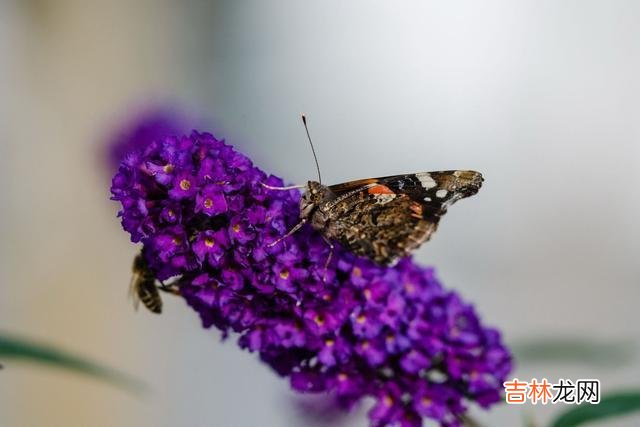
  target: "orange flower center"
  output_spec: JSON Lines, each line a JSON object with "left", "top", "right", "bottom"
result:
{"left": 204, "top": 237, "right": 215, "bottom": 247}
{"left": 179, "top": 179, "right": 191, "bottom": 190}
{"left": 203, "top": 198, "right": 213, "bottom": 208}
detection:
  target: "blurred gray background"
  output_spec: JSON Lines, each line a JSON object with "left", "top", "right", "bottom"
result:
{"left": 1, "top": 1, "right": 639, "bottom": 426}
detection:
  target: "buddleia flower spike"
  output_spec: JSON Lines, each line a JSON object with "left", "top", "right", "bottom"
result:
{"left": 111, "top": 128, "right": 511, "bottom": 427}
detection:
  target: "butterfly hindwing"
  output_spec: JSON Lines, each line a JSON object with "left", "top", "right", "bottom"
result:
{"left": 321, "top": 191, "right": 438, "bottom": 264}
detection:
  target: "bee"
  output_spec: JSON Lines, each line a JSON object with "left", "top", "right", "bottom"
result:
{"left": 129, "top": 253, "right": 163, "bottom": 314}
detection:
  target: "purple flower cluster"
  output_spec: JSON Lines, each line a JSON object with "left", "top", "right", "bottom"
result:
{"left": 111, "top": 131, "right": 512, "bottom": 427}
{"left": 105, "top": 108, "right": 188, "bottom": 171}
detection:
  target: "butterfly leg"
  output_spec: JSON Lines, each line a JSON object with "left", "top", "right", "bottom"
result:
{"left": 321, "top": 236, "right": 334, "bottom": 282}
{"left": 267, "top": 218, "right": 307, "bottom": 247}
{"left": 260, "top": 182, "right": 306, "bottom": 191}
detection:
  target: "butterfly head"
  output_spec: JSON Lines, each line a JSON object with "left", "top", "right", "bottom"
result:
{"left": 300, "top": 181, "right": 327, "bottom": 219}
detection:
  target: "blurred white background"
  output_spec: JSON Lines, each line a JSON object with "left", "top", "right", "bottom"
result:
{"left": 1, "top": 1, "right": 639, "bottom": 426}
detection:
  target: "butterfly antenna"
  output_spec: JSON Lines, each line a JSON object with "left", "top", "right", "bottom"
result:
{"left": 301, "top": 114, "right": 322, "bottom": 184}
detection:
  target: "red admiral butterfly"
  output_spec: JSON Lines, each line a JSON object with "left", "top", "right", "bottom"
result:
{"left": 264, "top": 116, "right": 483, "bottom": 267}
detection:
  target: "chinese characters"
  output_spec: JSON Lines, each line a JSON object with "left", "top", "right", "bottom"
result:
{"left": 504, "top": 379, "right": 600, "bottom": 405}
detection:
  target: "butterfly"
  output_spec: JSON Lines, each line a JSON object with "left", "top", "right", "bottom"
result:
{"left": 263, "top": 116, "right": 483, "bottom": 267}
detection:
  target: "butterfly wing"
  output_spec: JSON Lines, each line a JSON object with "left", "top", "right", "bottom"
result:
{"left": 322, "top": 171, "right": 483, "bottom": 264}
{"left": 329, "top": 171, "right": 483, "bottom": 211}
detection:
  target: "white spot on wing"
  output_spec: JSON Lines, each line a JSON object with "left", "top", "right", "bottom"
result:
{"left": 417, "top": 173, "right": 437, "bottom": 190}
{"left": 423, "top": 196, "right": 431, "bottom": 202}
{"left": 374, "top": 194, "right": 396, "bottom": 204}
{"left": 436, "top": 189, "right": 448, "bottom": 198}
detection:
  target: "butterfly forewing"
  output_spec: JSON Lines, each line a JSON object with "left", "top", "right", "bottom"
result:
{"left": 330, "top": 171, "right": 482, "bottom": 212}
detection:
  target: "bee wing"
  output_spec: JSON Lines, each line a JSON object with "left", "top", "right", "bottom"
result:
{"left": 129, "top": 273, "right": 141, "bottom": 311}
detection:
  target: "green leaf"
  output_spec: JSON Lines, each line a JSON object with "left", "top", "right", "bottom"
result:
{"left": 512, "top": 337, "right": 634, "bottom": 367}
{"left": 550, "top": 391, "right": 640, "bottom": 427}
{"left": 0, "top": 333, "right": 146, "bottom": 393}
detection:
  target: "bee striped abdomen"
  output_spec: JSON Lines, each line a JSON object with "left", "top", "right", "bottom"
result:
{"left": 137, "top": 279, "right": 162, "bottom": 314}
{"left": 130, "top": 254, "right": 163, "bottom": 314}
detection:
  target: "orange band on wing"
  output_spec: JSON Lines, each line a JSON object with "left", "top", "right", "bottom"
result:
{"left": 367, "top": 184, "right": 394, "bottom": 195}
